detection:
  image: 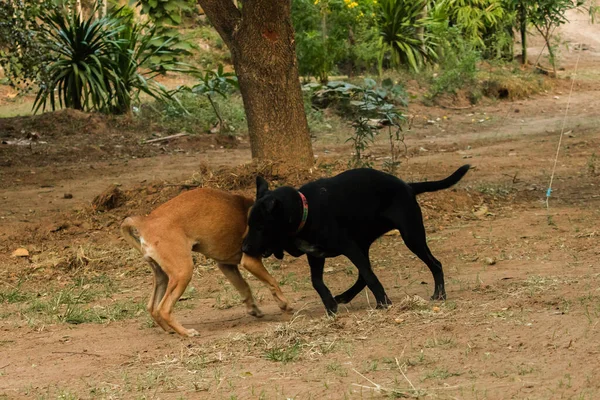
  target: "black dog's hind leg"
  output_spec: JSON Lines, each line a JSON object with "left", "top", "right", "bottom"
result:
{"left": 307, "top": 255, "right": 338, "bottom": 315}
{"left": 343, "top": 244, "right": 391, "bottom": 308}
{"left": 334, "top": 245, "right": 369, "bottom": 304}
{"left": 389, "top": 202, "right": 447, "bottom": 300}
{"left": 334, "top": 276, "right": 365, "bottom": 304}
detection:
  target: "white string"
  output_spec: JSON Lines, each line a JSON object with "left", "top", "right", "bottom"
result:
{"left": 545, "top": 46, "right": 582, "bottom": 210}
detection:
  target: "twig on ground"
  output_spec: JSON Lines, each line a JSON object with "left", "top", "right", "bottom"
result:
{"left": 52, "top": 351, "right": 101, "bottom": 357}
{"left": 144, "top": 133, "right": 188, "bottom": 144}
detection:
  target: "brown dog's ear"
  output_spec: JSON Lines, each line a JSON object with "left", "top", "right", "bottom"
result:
{"left": 256, "top": 176, "right": 269, "bottom": 199}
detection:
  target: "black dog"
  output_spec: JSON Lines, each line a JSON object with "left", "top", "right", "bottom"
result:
{"left": 242, "top": 165, "right": 470, "bottom": 314}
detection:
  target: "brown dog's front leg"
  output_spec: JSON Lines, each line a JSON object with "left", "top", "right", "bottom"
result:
{"left": 217, "top": 263, "right": 263, "bottom": 317}
{"left": 240, "top": 254, "right": 292, "bottom": 312}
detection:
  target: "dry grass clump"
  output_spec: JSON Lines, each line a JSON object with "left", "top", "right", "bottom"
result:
{"left": 187, "top": 159, "right": 348, "bottom": 191}
{"left": 398, "top": 295, "right": 430, "bottom": 311}
{"left": 480, "top": 68, "right": 550, "bottom": 100}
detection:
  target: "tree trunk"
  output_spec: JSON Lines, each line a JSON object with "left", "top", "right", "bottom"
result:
{"left": 519, "top": 3, "right": 527, "bottom": 65}
{"left": 198, "top": 0, "right": 314, "bottom": 169}
{"left": 546, "top": 36, "right": 557, "bottom": 77}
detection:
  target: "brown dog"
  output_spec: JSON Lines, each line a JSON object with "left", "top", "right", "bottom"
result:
{"left": 121, "top": 188, "right": 291, "bottom": 337}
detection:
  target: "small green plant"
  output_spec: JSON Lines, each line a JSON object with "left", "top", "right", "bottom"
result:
{"left": 588, "top": 153, "right": 598, "bottom": 176}
{"left": 304, "top": 78, "right": 407, "bottom": 168}
{"left": 326, "top": 361, "right": 348, "bottom": 376}
{"left": 347, "top": 79, "right": 407, "bottom": 168}
{"left": 380, "top": 79, "right": 407, "bottom": 174}
{"left": 264, "top": 342, "right": 301, "bottom": 363}
{"left": 182, "top": 64, "right": 239, "bottom": 135}
{"left": 347, "top": 116, "right": 376, "bottom": 168}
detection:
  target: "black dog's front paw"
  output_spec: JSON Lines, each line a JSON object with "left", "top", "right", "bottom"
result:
{"left": 431, "top": 291, "right": 447, "bottom": 301}
{"left": 376, "top": 297, "right": 392, "bottom": 309}
{"left": 324, "top": 300, "right": 338, "bottom": 316}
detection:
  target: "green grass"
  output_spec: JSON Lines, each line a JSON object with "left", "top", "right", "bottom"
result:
{"left": 24, "top": 294, "right": 145, "bottom": 325}
{"left": 0, "top": 282, "right": 33, "bottom": 304}
{"left": 422, "top": 367, "right": 462, "bottom": 381}
{"left": 0, "top": 92, "right": 36, "bottom": 117}
{"left": 2, "top": 275, "right": 145, "bottom": 326}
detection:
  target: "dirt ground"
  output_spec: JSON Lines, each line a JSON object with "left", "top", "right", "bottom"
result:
{"left": 1, "top": 19, "right": 600, "bottom": 400}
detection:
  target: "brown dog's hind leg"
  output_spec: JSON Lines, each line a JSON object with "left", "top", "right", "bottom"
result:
{"left": 217, "top": 264, "right": 263, "bottom": 318}
{"left": 240, "top": 254, "right": 292, "bottom": 312}
{"left": 145, "top": 258, "right": 170, "bottom": 331}
{"left": 154, "top": 252, "right": 199, "bottom": 337}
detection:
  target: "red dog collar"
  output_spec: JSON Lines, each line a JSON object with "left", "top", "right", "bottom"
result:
{"left": 296, "top": 191, "right": 308, "bottom": 234}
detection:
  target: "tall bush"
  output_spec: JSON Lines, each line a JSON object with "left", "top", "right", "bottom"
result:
{"left": 292, "top": 0, "right": 379, "bottom": 81}
{"left": 0, "top": 1, "right": 58, "bottom": 92}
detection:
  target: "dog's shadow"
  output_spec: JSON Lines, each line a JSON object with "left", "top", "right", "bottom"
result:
{"left": 185, "top": 301, "right": 344, "bottom": 336}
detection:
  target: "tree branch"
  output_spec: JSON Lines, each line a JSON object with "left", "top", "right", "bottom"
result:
{"left": 197, "top": 0, "right": 241, "bottom": 49}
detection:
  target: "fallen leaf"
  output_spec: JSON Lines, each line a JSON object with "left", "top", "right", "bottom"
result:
{"left": 11, "top": 248, "right": 29, "bottom": 258}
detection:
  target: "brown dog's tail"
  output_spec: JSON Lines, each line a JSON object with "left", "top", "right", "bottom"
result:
{"left": 409, "top": 165, "right": 470, "bottom": 195}
{"left": 121, "top": 216, "right": 143, "bottom": 254}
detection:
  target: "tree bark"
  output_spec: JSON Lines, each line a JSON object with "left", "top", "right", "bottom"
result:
{"left": 519, "top": 2, "right": 527, "bottom": 65}
{"left": 198, "top": 0, "right": 314, "bottom": 169}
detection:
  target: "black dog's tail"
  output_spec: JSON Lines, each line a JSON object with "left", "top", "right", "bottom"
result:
{"left": 409, "top": 165, "right": 470, "bottom": 195}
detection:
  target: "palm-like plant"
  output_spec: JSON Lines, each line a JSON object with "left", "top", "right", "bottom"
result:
{"left": 33, "top": 6, "right": 192, "bottom": 115}
{"left": 377, "top": 0, "right": 437, "bottom": 72}
{"left": 33, "top": 7, "right": 121, "bottom": 113}
{"left": 435, "top": 0, "right": 507, "bottom": 48}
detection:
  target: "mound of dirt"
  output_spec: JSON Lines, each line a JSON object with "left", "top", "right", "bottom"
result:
{"left": 0, "top": 109, "right": 246, "bottom": 171}
{"left": 0, "top": 109, "right": 109, "bottom": 138}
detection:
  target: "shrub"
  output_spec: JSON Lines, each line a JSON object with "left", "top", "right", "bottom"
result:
{"left": 292, "top": 0, "right": 379, "bottom": 81}
{"left": 428, "top": 26, "right": 481, "bottom": 100}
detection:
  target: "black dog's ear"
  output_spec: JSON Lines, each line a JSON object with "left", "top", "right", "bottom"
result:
{"left": 256, "top": 176, "right": 270, "bottom": 199}
{"left": 264, "top": 196, "right": 279, "bottom": 213}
